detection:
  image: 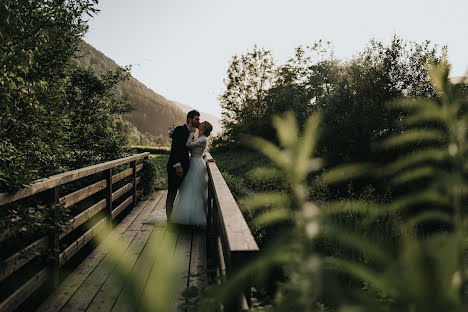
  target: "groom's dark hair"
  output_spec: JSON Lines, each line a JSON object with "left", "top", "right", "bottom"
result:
{"left": 187, "top": 110, "right": 200, "bottom": 121}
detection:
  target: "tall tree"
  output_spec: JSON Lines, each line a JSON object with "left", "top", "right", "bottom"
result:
{"left": 0, "top": 0, "right": 99, "bottom": 191}
{"left": 218, "top": 46, "right": 276, "bottom": 142}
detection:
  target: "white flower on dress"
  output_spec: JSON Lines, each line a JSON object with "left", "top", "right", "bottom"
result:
{"left": 168, "top": 125, "right": 177, "bottom": 138}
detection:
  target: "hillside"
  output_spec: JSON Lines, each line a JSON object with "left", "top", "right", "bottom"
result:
{"left": 450, "top": 76, "right": 468, "bottom": 84}
{"left": 75, "top": 42, "right": 186, "bottom": 145}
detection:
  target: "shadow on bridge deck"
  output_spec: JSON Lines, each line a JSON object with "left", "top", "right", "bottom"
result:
{"left": 36, "top": 190, "right": 207, "bottom": 312}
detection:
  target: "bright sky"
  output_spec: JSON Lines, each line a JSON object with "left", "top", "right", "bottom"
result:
{"left": 84, "top": 0, "right": 468, "bottom": 117}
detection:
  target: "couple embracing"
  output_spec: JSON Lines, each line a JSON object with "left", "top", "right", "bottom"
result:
{"left": 165, "top": 110, "right": 213, "bottom": 227}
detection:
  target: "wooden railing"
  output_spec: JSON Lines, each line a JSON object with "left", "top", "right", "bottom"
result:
{"left": 206, "top": 153, "right": 260, "bottom": 311}
{"left": 0, "top": 152, "right": 149, "bottom": 312}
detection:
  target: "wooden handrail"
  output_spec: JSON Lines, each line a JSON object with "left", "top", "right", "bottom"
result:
{"left": 205, "top": 152, "right": 259, "bottom": 311}
{"left": 0, "top": 152, "right": 149, "bottom": 312}
{"left": 0, "top": 152, "right": 149, "bottom": 207}
{"left": 206, "top": 152, "right": 258, "bottom": 253}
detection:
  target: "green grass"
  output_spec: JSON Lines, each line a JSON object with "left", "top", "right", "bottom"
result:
{"left": 147, "top": 154, "right": 169, "bottom": 190}
{"left": 212, "top": 148, "right": 272, "bottom": 177}
{"left": 211, "top": 148, "right": 288, "bottom": 199}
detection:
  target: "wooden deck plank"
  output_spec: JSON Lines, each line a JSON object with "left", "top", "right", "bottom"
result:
{"left": 59, "top": 193, "right": 164, "bottom": 312}
{"left": 134, "top": 227, "right": 177, "bottom": 311}
{"left": 87, "top": 194, "right": 168, "bottom": 312}
{"left": 59, "top": 230, "right": 139, "bottom": 312}
{"left": 109, "top": 227, "right": 167, "bottom": 312}
{"left": 173, "top": 229, "right": 193, "bottom": 312}
{"left": 36, "top": 191, "right": 164, "bottom": 312}
{"left": 188, "top": 231, "right": 208, "bottom": 291}
{"left": 110, "top": 209, "right": 207, "bottom": 312}
{"left": 86, "top": 228, "right": 153, "bottom": 312}
{"left": 37, "top": 190, "right": 209, "bottom": 312}
{"left": 111, "top": 194, "right": 168, "bottom": 312}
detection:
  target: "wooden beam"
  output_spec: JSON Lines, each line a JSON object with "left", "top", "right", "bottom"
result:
{"left": 111, "top": 183, "right": 133, "bottom": 202}
{"left": 0, "top": 268, "right": 48, "bottom": 312}
{"left": 105, "top": 168, "right": 113, "bottom": 225}
{"left": 59, "top": 199, "right": 107, "bottom": 240}
{"left": 136, "top": 163, "right": 143, "bottom": 172}
{"left": 111, "top": 195, "right": 133, "bottom": 220}
{"left": 58, "top": 218, "right": 106, "bottom": 267}
{"left": 0, "top": 236, "right": 48, "bottom": 283}
{"left": 60, "top": 179, "right": 107, "bottom": 209}
{"left": 0, "top": 153, "right": 149, "bottom": 207}
{"left": 217, "top": 236, "right": 227, "bottom": 277}
{"left": 111, "top": 168, "right": 133, "bottom": 185}
{"left": 207, "top": 161, "right": 259, "bottom": 253}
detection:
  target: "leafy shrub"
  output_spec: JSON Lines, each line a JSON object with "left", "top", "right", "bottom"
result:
{"left": 204, "top": 64, "right": 468, "bottom": 312}
{"left": 145, "top": 155, "right": 169, "bottom": 191}
{"left": 138, "top": 159, "right": 157, "bottom": 199}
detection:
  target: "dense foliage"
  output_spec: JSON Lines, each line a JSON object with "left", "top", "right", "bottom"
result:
{"left": 205, "top": 66, "right": 468, "bottom": 311}
{"left": 216, "top": 37, "right": 445, "bottom": 169}
{"left": 213, "top": 37, "right": 452, "bottom": 244}
{"left": 0, "top": 0, "right": 141, "bottom": 240}
{"left": 209, "top": 37, "right": 468, "bottom": 311}
{"left": 0, "top": 0, "right": 133, "bottom": 192}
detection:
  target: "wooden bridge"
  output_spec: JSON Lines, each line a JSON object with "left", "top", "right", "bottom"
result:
{"left": 0, "top": 153, "right": 259, "bottom": 312}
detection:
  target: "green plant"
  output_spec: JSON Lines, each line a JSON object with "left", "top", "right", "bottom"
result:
{"left": 138, "top": 159, "right": 157, "bottom": 199}
{"left": 92, "top": 224, "right": 178, "bottom": 312}
{"left": 199, "top": 63, "right": 468, "bottom": 311}
{"left": 145, "top": 154, "right": 169, "bottom": 190}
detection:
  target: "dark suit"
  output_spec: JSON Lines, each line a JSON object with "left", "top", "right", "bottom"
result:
{"left": 166, "top": 124, "right": 190, "bottom": 218}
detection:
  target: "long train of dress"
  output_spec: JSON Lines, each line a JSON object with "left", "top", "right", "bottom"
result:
{"left": 169, "top": 155, "right": 208, "bottom": 227}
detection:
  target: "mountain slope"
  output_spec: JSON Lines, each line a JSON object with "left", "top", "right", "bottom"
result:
{"left": 75, "top": 42, "right": 221, "bottom": 145}
{"left": 75, "top": 42, "right": 186, "bottom": 145}
{"left": 450, "top": 76, "right": 468, "bottom": 84}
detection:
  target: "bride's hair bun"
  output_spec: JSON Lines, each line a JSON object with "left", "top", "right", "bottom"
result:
{"left": 204, "top": 121, "right": 213, "bottom": 137}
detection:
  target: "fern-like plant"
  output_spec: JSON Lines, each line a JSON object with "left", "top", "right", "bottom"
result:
{"left": 199, "top": 63, "right": 468, "bottom": 312}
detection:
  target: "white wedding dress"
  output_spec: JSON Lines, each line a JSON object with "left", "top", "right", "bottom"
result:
{"left": 169, "top": 133, "right": 208, "bottom": 227}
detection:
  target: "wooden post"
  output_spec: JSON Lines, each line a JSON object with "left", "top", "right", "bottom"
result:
{"left": 48, "top": 186, "right": 60, "bottom": 287}
{"left": 131, "top": 161, "right": 137, "bottom": 206}
{"left": 105, "top": 168, "right": 113, "bottom": 225}
{"left": 232, "top": 252, "right": 254, "bottom": 311}
{"left": 222, "top": 251, "right": 253, "bottom": 312}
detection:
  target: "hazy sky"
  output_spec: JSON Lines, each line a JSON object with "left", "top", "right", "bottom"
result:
{"left": 84, "top": 0, "right": 468, "bottom": 117}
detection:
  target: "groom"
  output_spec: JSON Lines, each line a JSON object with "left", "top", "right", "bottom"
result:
{"left": 166, "top": 110, "right": 200, "bottom": 219}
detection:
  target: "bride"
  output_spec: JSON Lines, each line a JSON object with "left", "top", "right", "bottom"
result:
{"left": 169, "top": 121, "right": 213, "bottom": 227}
